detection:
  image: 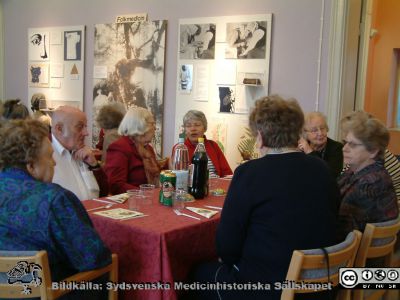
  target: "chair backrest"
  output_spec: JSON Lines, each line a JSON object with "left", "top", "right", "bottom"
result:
{"left": 354, "top": 217, "right": 400, "bottom": 267}
{"left": 0, "top": 250, "right": 118, "bottom": 300}
{"left": 0, "top": 250, "right": 51, "bottom": 298}
{"left": 281, "top": 230, "right": 362, "bottom": 300}
{"left": 353, "top": 218, "right": 400, "bottom": 300}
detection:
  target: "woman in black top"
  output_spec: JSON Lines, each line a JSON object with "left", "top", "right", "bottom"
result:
{"left": 193, "top": 95, "right": 339, "bottom": 300}
{"left": 299, "top": 111, "right": 343, "bottom": 178}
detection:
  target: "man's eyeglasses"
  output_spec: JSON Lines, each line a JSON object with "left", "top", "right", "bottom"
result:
{"left": 342, "top": 139, "right": 364, "bottom": 149}
{"left": 305, "top": 126, "right": 327, "bottom": 134}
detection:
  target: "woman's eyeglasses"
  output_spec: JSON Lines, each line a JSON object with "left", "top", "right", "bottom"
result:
{"left": 305, "top": 126, "right": 327, "bottom": 134}
{"left": 342, "top": 139, "right": 364, "bottom": 149}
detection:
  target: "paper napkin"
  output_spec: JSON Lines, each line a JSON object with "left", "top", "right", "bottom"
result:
{"left": 106, "top": 193, "right": 129, "bottom": 203}
{"left": 94, "top": 208, "right": 143, "bottom": 220}
{"left": 186, "top": 207, "right": 219, "bottom": 219}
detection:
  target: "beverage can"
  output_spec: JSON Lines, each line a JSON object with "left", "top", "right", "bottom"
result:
{"left": 159, "top": 170, "right": 171, "bottom": 203}
{"left": 159, "top": 171, "right": 176, "bottom": 206}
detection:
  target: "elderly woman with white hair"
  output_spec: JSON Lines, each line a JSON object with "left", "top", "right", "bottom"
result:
{"left": 104, "top": 107, "right": 160, "bottom": 195}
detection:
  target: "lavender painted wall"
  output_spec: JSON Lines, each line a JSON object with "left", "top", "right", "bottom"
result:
{"left": 2, "top": 0, "right": 332, "bottom": 156}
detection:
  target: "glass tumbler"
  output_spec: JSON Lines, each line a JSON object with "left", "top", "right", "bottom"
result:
{"left": 172, "top": 189, "right": 187, "bottom": 212}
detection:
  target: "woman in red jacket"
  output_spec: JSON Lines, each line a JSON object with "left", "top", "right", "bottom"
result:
{"left": 104, "top": 107, "right": 160, "bottom": 195}
{"left": 177, "top": 110, "right": 232, "bottom": 177}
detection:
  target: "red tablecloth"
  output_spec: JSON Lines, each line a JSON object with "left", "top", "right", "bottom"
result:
{"left": 83, "top": 179, "right": 230, "bottom": 300}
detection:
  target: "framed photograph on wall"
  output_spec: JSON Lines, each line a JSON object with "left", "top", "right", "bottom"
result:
{"left": 28, "top": 62, "right": 49, "bottom": 87}
{"left": 178, "top": 64, "right": 193, "bottom": 93}
{"left": 28, "top": 31, "right": 50, "bottom": 61}
{"left": 179, "top": 23, "right": 216, "bottom": 59}
{"left": 218, "top": 86, "right": 236, "bottom": 113}
{"left": 225, "top": 21, "right": 268, "bottom": 59}
{"left": 64, "top": 30, "right": 82, "bottom": 61}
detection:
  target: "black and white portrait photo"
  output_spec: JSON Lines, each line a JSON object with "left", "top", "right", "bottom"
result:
{"left": 225, "top": 21, "right": 267, "bottom": 59}
{"left": 179, "top": 23, "right": 216, "bottom": 59}
{"left": 219, "top": 86, "right": 235, "bottom": 113}
{"left": 93, "top": 21, "right": 167, "bottom": 157}
{"left": 178, "top": 64, "right": 193, "bottom": 93}
{"left": 64, "top": 30, "right": 82, "bottom": 61}
{"left": 29, "top": 31, "right": 50, "bottom": 61}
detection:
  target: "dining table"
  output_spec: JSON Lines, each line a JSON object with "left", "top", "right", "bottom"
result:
{"left": 83, "top": 178, "right": 231, "bottom": 300}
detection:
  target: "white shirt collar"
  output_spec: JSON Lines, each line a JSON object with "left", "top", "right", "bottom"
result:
{"left": 52, "top": 134, "right": 69, "bottom": 156}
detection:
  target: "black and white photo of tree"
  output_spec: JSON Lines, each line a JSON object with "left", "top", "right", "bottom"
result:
{"left": 93, "top": 21, "right": 166, "bottom": 157}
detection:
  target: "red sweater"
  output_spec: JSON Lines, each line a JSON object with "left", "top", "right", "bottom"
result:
{"left": 104, "top": 136, "right": 156, "bottom": 194}
{"left": 173, "top": 137, "right": 232, "bottom": 177}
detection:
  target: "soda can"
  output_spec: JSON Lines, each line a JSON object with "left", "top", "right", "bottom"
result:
{"left": 159, "top": 170, "right": 171, "bottom": 203}
{"left": 159, "top": 170, "right": 176, "bottom": 206}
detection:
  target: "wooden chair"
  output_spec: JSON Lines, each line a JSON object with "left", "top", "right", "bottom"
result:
{"left": 393, "top": 238, "right": 400, "bottom": 268}
{"left": 0, "top": 250, "right": 118, "bottom": 300}
{"left": 353, "top": 218, "right": 400, "bottom": 300}
{"left": 281, "top": 230, "right": 362, "bottom": 300}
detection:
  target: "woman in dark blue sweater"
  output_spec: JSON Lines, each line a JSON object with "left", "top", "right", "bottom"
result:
{"left": 194, "top": 95, "right": 339, "bottom": 300}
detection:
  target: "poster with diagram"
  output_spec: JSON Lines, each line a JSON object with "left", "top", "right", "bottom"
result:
{"left": 28, "top": 26, "right": 85, "bottom": 111}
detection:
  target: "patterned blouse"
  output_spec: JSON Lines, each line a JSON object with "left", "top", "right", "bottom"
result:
{"left": 0, "top": 168, "right": 111, "bottom": 281}
{"left": 337, "top": 160, "right": 399, "bottom": 240}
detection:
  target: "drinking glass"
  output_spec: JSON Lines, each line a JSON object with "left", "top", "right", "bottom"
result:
{"left": 209, "top": 175, "right": 220, "bottom": 191}
{"left": 139, "top": 184, "right": 155, "bottom": 205}
{"left": 127, "top": 189, "right": 144, "bottom": 211}
{"left": 172, "top": 189, "right": 187, "bottom": 212}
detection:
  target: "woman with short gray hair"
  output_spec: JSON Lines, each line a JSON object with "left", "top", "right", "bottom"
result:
{"left": 104, "top": 107, "right": 160, "bottom": 194}
{"left": 175, "top": 109, "right": 232, "bottom": 177}
{"left": 337, "top": 111, "right": 398, "bottom": 240}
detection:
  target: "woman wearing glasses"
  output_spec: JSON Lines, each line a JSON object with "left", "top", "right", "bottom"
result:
{"left": 298, "top": 112, "right": 343, "bottom": 178}
{"left": 336, "top": 111, "right": 398, "bottom": 240}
